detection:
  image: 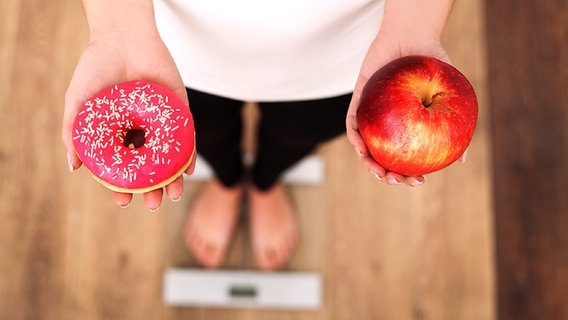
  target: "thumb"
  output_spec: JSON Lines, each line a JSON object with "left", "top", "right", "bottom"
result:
{"left": 62, "top": 87, "right": 86, "bottom": 172}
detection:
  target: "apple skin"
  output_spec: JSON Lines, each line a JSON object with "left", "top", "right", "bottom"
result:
{"left": 356, "top": 55, "right": 478, "bottom": 176}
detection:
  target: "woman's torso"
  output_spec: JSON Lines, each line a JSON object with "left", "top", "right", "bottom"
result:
{"left": 154, "top": 0, "right": 385, "bottom": 101}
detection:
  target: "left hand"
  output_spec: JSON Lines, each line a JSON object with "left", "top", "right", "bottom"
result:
{"left": 346, "top": 32, "right": 454, "bottom": 187}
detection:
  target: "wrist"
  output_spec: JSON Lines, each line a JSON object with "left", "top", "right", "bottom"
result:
{"left": 380, "top": 0, "right": 453, "bottom": 42}
{"left": 83, "top": 0, "right": 158, "bottom": 40}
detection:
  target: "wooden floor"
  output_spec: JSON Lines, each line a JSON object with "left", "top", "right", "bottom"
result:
{"left": 486, "top": 1, "right": 568, "bottom": 319}
{"left": 0, "top": 0, "right": 495, "bottom": 319}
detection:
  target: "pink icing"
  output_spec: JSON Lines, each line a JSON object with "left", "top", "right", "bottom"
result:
{"left": 72, "top": 80, "right": 195, "bottom": 190}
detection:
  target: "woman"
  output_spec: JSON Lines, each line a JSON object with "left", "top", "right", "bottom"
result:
{"left": 62, "top": 0, "right": 457, "bottom": 270}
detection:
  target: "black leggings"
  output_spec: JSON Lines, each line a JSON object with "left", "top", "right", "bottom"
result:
{"left": 187, "top": 88, "right": 351, "bottom": 191}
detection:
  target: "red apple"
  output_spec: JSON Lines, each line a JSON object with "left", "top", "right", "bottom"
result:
{"left": 356, "top": 55, "right": 478, "bottom": 176}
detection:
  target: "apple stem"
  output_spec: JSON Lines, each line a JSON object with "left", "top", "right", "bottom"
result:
{"left": 422, "top": 91, "right": 444, "bottom": 108}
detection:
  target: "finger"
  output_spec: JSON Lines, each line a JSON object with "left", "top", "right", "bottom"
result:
{"left": 459, "top": 147, "right": 469, "bottom": 163}
{"left": 174, "top": 84, "right": 189, "bottom": 107}
{"left": 345, "top": 114, "right": 369, "bottom": 156}
{"left": 165, "top": 176, "right": 184, "bottom": 202}
{"left": 62, "top": 90, "right": 84, "bottom": 172}
{"left": 113, "top": 192, "right": 133, "bottom": 208}
{"left": 144, "top": 188, "right": 164, "bottom": 212}
{"left": 384, "top": 171, "right": 405, "bottom": 186}
{"left": 65, "top": 151, "right": 78, "bottom": 173}
{"left": 359, "top": 154, "right": 387, "bottom": 180}
{"left": 404, "top": 175, "right": 425, "bottom": 187}
{"left": 185, "top": 153, "right": 197, "bottom": 175}
{"left": 347, "top": 114, "right": 389, "bottom": 182}
{"left": 62, "top": 134, "right": 81, "bottom": 172}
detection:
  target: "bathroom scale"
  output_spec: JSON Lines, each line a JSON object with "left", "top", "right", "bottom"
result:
{"left": 174, "top": 153, "right": 324, "bottom": 310}
{"left": 163, "top": 268, "right": 322, "bottom": 310}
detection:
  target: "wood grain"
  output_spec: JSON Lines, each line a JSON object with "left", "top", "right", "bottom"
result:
{"left": 485, "top": 0, "right": 568, "bottom": 319}
{"left": 0, "top": 0, "right": 494, "bottom": 319}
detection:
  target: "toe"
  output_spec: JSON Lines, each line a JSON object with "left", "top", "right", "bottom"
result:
{"left": 190, "top": 238, "right": 224, "bottom": 269}
{"left": 182, "top": 179, "right": 244, "bottom": 269}
{"left": 256, "top": 245, "right": 290, "bottom": 271}
{"left": 201, "top": 243, "right": 224, "bottom": 269}
{"left": 256, "top": 246, "right": 278, "bottom": 271}
{"left": 185, "top": 222, "right": 226, "bottom": 269}
{"left": 184, "top": 222, "right": 199, "bottom": 249}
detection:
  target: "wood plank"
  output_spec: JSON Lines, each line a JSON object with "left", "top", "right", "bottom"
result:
{"left": 0, "top": 0, "right": 74, "bottom": 318}
{"left": 485, "top": 0, "right": 568, "bottom": 319}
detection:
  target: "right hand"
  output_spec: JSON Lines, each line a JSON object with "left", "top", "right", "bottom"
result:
{"left": 62, "top": 26, "right": 195, "bottom": 211}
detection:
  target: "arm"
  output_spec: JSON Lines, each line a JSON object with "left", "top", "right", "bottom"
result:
{"left": 62, "top": 0, "right": 193, "bottom": 210}
{"left": 346, "top": 0, "right": 455, "bottom": 186}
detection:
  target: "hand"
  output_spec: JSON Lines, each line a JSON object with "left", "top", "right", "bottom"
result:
{"left": 62, "top": 26, "right": 195, "bottom": 211}
{"left": 346, "top": 32, "right": 462, "bottom": 186}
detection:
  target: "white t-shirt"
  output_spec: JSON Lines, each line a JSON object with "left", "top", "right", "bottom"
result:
{"left": 154, "top": 0, "right": 385, "bottom": 101}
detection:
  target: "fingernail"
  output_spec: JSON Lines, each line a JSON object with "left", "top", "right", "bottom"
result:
{"left": 410, "top": 179, "right": 424, "bottom": 187}
{"left": 67, "top": 152, "right": 75, "bottom": 172}
{"left": 172, "top": 195, "right": 182, "bottom": 202}
{"left": 119, "top": 202, "right": 130, "bottom": 209}
{"left": 355, "top": 148, "right": 364, "bottom": 157}
{"left": 369, "top": 170, "right": 382, "bottom": 181}
{"left": 149, "top": 206, "right": 160, "bottom": 213}
{"left": 460, "top": 149, "right": 469, "bottom": 163}
{"left": 388, "top": 178, "right": 401, "bottom": 185}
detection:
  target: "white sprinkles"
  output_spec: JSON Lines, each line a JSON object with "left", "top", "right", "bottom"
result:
{"left": 73, "top": 81, "right": 192, "bottom": 187}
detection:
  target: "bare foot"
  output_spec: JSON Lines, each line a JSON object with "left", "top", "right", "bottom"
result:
{"left": 185, "top": 179, "right": 243, "bottom": 268}
{"left": 248, "top": 182, "right": 299, "bottom": 270}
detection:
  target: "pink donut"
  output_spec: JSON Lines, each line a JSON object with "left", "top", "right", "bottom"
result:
{"left": 72, "top": 80, "right": 196, "bottom": 193}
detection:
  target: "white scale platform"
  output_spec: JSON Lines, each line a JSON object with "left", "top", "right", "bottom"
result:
{"left": 165, "top": 154, "right": 324, "bottom": 310}
{"left": 163, "top": 269, "right": 322, "bottom": 310}
{"left": 185, "top": 153, "right": 325, "bottom": 186}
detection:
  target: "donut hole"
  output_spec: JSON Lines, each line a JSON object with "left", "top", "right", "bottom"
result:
{"left": 124, "top": 129, "right": 146, "bottom": 149}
